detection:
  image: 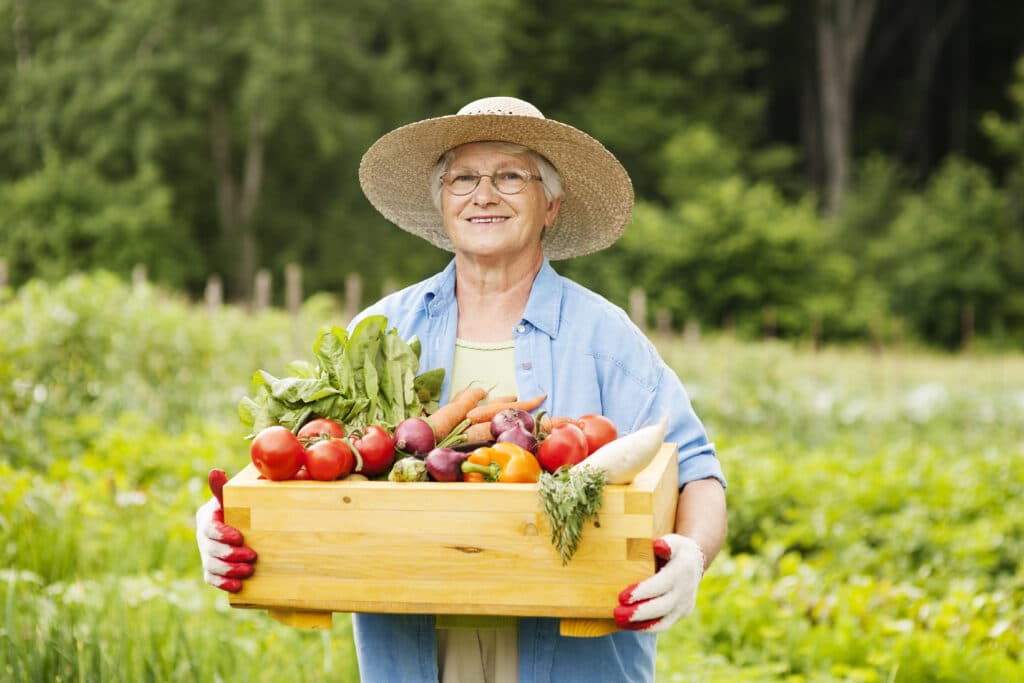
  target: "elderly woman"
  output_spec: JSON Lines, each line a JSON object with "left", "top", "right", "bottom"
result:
{"left": 197, "top": 97, "right": 727, "bottom": 683}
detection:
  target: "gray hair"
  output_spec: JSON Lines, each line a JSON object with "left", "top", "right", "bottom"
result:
{"left": 430, "top": 141, "right": 564, "bottom": 209}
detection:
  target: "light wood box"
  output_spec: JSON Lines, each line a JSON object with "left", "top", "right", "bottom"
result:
{"left": 224, "top": 442, "right": 678, "bottom": 635}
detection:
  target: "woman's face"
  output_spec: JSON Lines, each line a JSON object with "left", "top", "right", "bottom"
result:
{"left": 439, "top": 142, "right": 561, "bottom": 266}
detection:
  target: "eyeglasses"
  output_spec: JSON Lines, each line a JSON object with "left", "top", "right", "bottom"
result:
{"left": 440, "top": 168, "right": 542, "bottom": 196}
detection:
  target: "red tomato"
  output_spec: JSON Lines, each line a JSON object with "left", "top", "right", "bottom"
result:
{"left": 305, "top": 438, "right": 356, "bottom": 481}
{"left": 250, "top": 426, "right": 305, "bottom": 481}
{"left": 292, "top": 466, "right": 312, "bottom": 481}
{"left": 577, "top": 414, "right": 618, "bottom": 455}
{"left": 297, "top": 418, "right": 345, "bottom": 443}
{"left": 353, "top": 425, "right": 396, "bottom": 477}
{"left": 537, "top": 423, "right": 589, "bottom": 473}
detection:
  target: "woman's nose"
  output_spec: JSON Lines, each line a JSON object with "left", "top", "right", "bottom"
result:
{"left": 472, "top": 175, "right": 500, "bottom": 204}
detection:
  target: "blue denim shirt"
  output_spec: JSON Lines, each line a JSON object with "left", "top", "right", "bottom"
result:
{"left": 348, "top": 258, "right": 725, "bottom": 683}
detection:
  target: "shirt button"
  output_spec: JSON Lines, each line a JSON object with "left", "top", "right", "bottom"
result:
{"left": 516, "top": 324, "right": 527, "bottom": 334}
{"left": 521, "top": 362, "right": 532, "bottom": 370}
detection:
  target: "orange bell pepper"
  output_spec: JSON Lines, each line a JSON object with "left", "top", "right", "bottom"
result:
{"left": 461, "top": 442, "right": 542, "bottom": 483}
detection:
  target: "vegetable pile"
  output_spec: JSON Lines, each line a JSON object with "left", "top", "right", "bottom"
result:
{"left": 236, "top": 321, "right": 667, "bottom": 563}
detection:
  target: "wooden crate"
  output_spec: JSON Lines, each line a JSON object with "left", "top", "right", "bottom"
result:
{"left": 223, "top": 442, "right": 678, "bottom": 634}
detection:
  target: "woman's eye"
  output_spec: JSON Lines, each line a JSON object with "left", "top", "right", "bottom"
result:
{"left": 499, "top": 171, "right": 525, "bottom": 182}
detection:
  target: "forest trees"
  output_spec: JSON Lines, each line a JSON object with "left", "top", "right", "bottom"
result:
{"left": 1, "top": 0, "right": 1022, "bottom": 347}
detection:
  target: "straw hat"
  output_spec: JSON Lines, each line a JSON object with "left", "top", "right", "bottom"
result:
{"left": 358, "top": 96, "right": 634, "bottom": 260}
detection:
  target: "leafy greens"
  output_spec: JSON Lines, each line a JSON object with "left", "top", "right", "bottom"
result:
{"left": 238, "top": 315, "right": 444, "bottom": 435}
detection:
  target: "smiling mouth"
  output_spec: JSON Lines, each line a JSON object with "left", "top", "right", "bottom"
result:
{"left": 468, "top": 216, "right": 508, "bottom": 224}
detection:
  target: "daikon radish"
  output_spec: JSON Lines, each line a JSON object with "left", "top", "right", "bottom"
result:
{"left": 573, "top": 416, "right": 667, "bottom": 484}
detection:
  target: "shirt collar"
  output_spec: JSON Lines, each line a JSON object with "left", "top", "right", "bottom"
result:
{"left": 521, "top": 258, "right": 562, "bottom": 339}
{"left": 421, "top": 257, "right": 563, "bottom": 338}
{"left": 421, "top": 258, "right": 458, "bottom": 316}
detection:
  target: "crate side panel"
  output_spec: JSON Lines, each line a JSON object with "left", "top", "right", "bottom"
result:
{"left": 244, "top": 507, "right": 654, "bottom": 538}
{"left": 230, "top": 574, "right": 639, "bottom": 618}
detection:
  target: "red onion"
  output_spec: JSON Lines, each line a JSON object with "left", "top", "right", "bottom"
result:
{"left": 490, "top": 408, "right": 536, "bottom": 439}
{"left": 424, "top": 447, "right": 471, "bottom": 482}
{"left": 496, "top": 423, "right": 538, "bottom": 453}
{"left": 393, "top": 417, "right": 435, "bottom": 457}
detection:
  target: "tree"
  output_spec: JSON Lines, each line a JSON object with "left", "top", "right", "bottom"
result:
{"left": 0, "top": 152, "right": 195, "bottom": 285}
{"left": 814, "top": 0, "right": 878, "bottom": 216}
{"left": 0, "top": 0, "right": 514, "bottom": 299}
{"left": 505, "top": 0, "right": 784, "bottom": 202}
{"left": 872, "top": 158, "right": 1010, "bottom": 348}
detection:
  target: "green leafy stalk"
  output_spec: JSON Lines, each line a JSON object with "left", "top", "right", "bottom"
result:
{"left": 239, "top": 315, "right": 444, "bottom": 435}
{"left": 538, "top": 465, "right": 607, "bottom": 565}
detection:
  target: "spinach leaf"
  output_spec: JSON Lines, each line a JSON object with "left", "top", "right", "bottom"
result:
{"left": 238, "top": 315, "right": 444, "bottom": 435}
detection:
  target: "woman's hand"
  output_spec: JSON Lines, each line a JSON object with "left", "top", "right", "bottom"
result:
{"left": 195, "top": 469, "right": 257, "bottom": 593}
{"left": 613, "top": 534, "right": 704, "bottom": 632}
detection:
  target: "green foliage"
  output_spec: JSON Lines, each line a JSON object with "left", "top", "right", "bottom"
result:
{"left": 872, "top": 158, "right": 1016, "bottom": 348}
{"left": 1, "top": 276, "right": 1022, "bottom": 680}
{"left": 980, "top": 55, "right": 1024, "bottom": 324}
{"left": 507, "top": 0, "right": 783, "bottom": 201}
{"left": 1, "top": 2, "right": 1021, "bottom": 349}
{"left": 654, "top": 336, "right": 1024, "bottom": 681}
{"left": 0, "top": 152, "right": 196, "bottom": 286}
{"left": 0, "top": 272, "right": 299, "bottom": 468}
{"left": 981, "top": 57, "right": 1024, "bottom": 172}
{"left": 0, "top": 0, "right": 512, "bottom": 297}
{"left": 565, "top": 174, "right": 830, "bottom": 339}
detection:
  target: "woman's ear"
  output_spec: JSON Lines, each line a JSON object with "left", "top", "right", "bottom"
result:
{"left": 544, "top": 196, "right": 563, "bottom": 228}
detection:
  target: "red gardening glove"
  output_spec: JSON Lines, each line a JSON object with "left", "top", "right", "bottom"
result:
{"left": 195, "top": 469, "right": 257, "bottom": 593}
{"left": 614, "top": 534, "right": 704, "bottom": 633}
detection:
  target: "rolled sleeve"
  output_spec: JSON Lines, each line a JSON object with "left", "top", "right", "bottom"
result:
{"left": 677, "top": 442, "right": 726, "bottom": 490}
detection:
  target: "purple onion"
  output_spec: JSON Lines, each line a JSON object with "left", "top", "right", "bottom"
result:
{"left": 496, "top": 423, "right": 538, "bottom": 453}
{"left": 424, "top": 447, "right": 471, "bottom": 482}
{"left": 394, "top": 417, "right": 436, "bottom": 456}
{"left": 490, "top": 408, "right": 536, "bottom": 439}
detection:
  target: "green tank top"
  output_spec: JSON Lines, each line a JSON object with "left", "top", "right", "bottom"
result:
{"left": 448, "top": 338, "right": 518, "bottom": 402}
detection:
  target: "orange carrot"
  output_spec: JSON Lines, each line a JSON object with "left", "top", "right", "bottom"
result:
{"left": 464, "top": 421, "right": 495, "bottom": 443}
{"left": 427, "top": 385, "right": 489, "bottom": 440}
{"left": 485, "top": 395, "right": 518, "bottom": 406}
{"left": 466, "top": 393, "right": 547, "bottom": 424}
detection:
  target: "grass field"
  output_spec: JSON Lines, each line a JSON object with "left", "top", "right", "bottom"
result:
{"left": 1, "top": 274, "right": 1021, "bottom": 682}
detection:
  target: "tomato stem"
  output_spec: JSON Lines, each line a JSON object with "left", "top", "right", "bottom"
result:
{"left": 344, "top": 438, "right": 365, "bottom": 473}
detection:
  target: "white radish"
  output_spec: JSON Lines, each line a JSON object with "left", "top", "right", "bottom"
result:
{"left": 574, "top": 416, "right": 667, "bottom": 484}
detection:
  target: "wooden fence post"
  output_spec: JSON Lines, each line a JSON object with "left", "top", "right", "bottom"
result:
{"left": 961, "top": 303, "right": 974, "bottom": 352}
{"left": 344, "top": 273, "right": 363, "bottom": 322}
{"left": 381, "top": 278, "right": 398, "bottom": 297}
{"left": 285, "top": 263, "right": 303, "bottom": 318}
{"left": 810, "top": 314, "right": 823, "bottom": 351}
{"left": 683, "top": 318, "right": 701, "bottom": 346}
{"left": 870, "top": 316, "right": 884, "bottom": 354}
{"left": 0, "top": 258, "right": 7, "bottom": 289}
{"left": 629, "top": 287, "right": 647, "bottom": 330}
{"left": 721, "top": 313, "right": 735, "bottom": 336}
{"left": 132, "top": 263, "right": 147, "bottom": 288}
{"left": 205, "top": 275, "right": 223, "bottom": 312}
{"left": 655, "top": 308, "right": 672, "bottom": 337}
{"left": 763, "top": 306, "right": 777, "bottom": 339}
{"left": 254, "top": 269, "right": 272, "bottom": 312}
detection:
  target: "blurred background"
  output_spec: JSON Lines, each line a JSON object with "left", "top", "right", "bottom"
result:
{"left": 2, "top": 2, "right": 1023, "bottom": 682}
{"left": 2, "top": 0, "right": 1023, "bottom": 349}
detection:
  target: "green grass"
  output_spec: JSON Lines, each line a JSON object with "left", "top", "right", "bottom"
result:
{"left": 653, "top": 336, "right": 1024, "bottom": 681}
{"left": 1, "top": 274, "right": 1022, "bottom": 681}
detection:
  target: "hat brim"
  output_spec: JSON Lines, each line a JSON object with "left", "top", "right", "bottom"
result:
{"left": 358, "top": 113, "right": 634, "bottom": 260}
